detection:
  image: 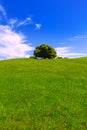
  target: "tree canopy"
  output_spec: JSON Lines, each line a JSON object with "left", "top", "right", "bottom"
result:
{"left": 34, "top": 44, "right": 57, "bottom": 59}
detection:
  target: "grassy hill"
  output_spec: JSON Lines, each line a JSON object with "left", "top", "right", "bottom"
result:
{"left": 0, "top": 58, "right": 87, "bottom": 130}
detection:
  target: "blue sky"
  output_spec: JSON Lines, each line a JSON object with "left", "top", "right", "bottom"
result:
{"left": 0, "top": 0, "right": 87, "bottom": 59}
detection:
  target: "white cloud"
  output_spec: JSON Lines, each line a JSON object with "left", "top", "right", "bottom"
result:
{"left": 0, "top": 25, "right": 34, "bottom": 60}
{"left": 0, "top": 4, "right": 6, "bottom": 16}
{"left": 55, "top": 47, "right": 87, "bottom": 58}
{"left": 35, "top": 24, "right": 42, "bottom": 29}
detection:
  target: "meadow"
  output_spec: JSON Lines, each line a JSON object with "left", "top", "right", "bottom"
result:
{"left": 0, "top": 58, "right": 87, "bottom": 130}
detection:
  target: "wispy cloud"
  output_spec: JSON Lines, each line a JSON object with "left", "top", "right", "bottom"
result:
{"left": 55, "top": 34, "right": 87, "bottom": 58}
{"left": 69, "top": 35, "right": 87, "bottom": 41}
{"left": 73, "top": 35, "right": 87, "bottom": 39}
{"left": 35, "top": 24, "right": 42, "bottom": 29}
{"left": 0, "top": 4, "right": 6, "bottom": 16}
{"left": 17, "top": 17, "right": 32, "bottom": 27}
{"left": 0, "top": 4, "right": 42, "bottom": 31}
{"left": 8, "top": 17, "right": 32, "bottom": 28}
{"left": 8, "top": 17, "right": 42, "bottom": 30}
{"left": 55, "top": 47, "right": 87, "bottom": 58}
{"left": 8, "top": 19, "right": 18, "bottom": 28}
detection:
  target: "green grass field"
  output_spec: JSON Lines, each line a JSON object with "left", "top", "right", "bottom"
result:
{"left": 0, "top": 58, "right": 87, "bottom": 130}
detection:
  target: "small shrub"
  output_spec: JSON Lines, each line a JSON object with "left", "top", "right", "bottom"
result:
{"left": 29, "top": 56, "right": 37, "bottom": 59}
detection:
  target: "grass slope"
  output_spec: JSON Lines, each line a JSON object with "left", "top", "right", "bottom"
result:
{"left": 0, "top": 58, "right": 87, "bottom": 130}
